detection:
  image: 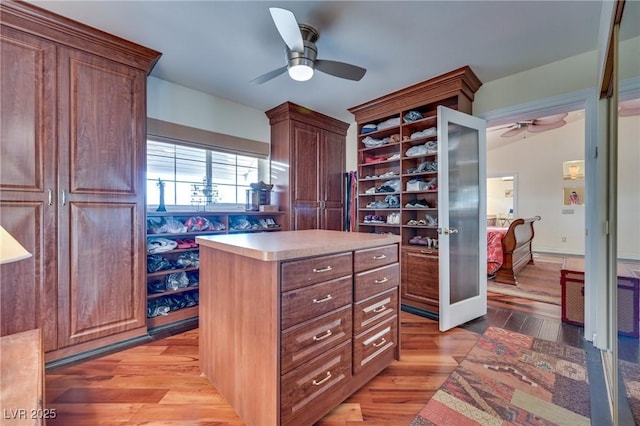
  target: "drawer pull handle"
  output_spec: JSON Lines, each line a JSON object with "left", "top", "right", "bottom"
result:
{"left": 312, "top": 371, "right": 332, "bottom": 386}
{"left": 313, "top": 266, "right": 333, "bottom": 273}
{"left": 372, "top": 305, "right": 387, "bottom": 313}
{"left": 313, "top": 294, "right": 333, "bottom": 304}
{"left": 420, "top": 250, "right": 434, "bottom": 255}
{"left": 312, "top": 329, "right": 333, "bottom": 341}
{"left": 373, "top": 254, "right": 387, "bottom": 260}
{"left": 374, "top": 277, "right": 389, "bottom": 284}
{"left": 372, "top": 337, "right": 387, "bottom": 348}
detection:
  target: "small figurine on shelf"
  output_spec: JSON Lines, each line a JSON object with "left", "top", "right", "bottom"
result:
{"left": 156, "top": 178, "right": 167, "bottom": 212}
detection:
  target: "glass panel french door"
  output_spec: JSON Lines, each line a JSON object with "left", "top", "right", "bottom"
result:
{"left": 437, "top": 106, "right": 487, "bottom": 331}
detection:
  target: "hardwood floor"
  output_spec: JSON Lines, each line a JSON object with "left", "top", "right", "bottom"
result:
{"left": 44, "top": 293, "right": 595, "bottom": 425}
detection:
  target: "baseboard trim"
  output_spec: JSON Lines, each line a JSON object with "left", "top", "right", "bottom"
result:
{"left": 401, "top": 304, "right": 439, "bottom": 321}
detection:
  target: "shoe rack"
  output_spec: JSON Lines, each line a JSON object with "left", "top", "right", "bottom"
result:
{"left": 349, "top": 66, "right": 482, "bottom": 315}
{"left": 145, "top": 211, "right": 284, "bottom": 330}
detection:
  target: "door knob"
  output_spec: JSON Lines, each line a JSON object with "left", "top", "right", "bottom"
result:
{"left": 443, "top": 227, "right": 458, "bottom": 235}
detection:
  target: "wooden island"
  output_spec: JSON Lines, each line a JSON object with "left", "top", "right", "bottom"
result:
{"left": 196, "top": 230, "right": 401, "bottom": 426}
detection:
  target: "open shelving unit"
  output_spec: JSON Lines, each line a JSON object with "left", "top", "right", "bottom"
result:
{"left": 145, "top": 210, "right": 284, "bottom": 329}
{"left": 349, "top": 66, "right": 482, "bottom": 315}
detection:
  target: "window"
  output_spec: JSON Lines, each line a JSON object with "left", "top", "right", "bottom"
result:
{"left": 147, "top": 139, "right": 266, "bottom": 209}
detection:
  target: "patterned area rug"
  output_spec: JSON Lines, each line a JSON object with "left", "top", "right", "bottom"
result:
{"left": 410, "top": 327, "right": 591, "bottom": 425}
{"left": 488, "top": 254, "right": 564, "bottom": 305}
{"left": 619, "top": 359, "right": 640, "bottom": 423}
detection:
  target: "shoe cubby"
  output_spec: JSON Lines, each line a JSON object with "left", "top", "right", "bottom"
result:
{"left": 350, "top": 66, "right": 481, "bottom": 315}
{"left": 146, "top": 210, "right": 284, "bottom": 330}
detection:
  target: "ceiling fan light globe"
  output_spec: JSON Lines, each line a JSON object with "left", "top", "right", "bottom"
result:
{"left": 288, "top": 58, "right": 314, "bottom": 81}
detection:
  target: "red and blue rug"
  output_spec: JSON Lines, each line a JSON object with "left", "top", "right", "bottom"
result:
{"left": 410, "top": 327, "right": 591, "bottom": 425}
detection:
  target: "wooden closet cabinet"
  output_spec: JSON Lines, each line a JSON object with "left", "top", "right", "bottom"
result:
{"left": 266, "top": 102, "right": 349, "bottom": 231}
{"left": 401, "top": 248, "right": 439, "bottom": 313}
{"left": 349, "top": 67, "right": 482, "bottom": 316}
{"left": 0, "top": 1, "right": 160, "bottom": 361}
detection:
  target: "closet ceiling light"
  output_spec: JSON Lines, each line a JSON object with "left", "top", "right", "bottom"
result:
{"left": 288, "top": 64, "right": 314, "bottom": 81}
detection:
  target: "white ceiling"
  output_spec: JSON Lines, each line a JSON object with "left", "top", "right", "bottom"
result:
{"left": 30, "top": 1, "right": 607, "bottom": 123}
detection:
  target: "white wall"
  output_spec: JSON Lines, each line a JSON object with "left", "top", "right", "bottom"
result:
{"left": 343, "top": 49, "right": 601, "bottom": 172}
{"left": 488, "top": 116, "right": 586, "bottom": 255}
{"left": 145, "top": 51, "right": 638, "bottom": 259}
{"left": 486, "top": 177, "right": 514, "bottom": 217}
{"left": 474, "top": 50, "right": 598, "bottom": 116}
{"left": 617, "top": 114, "right": 640, "bottom": 260}
{"left": 147, "top": 77, "right": 271, "bottom": 144}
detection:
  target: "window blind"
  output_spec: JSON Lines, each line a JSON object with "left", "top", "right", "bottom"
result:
{"left": 147, "top": 118, "right": 269, "bottom": 159}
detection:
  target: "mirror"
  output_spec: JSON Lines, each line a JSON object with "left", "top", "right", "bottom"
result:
{"left": 617, "top": 1, "right": 640, "bottom": 424}
{"left": 486, "top": 174, "right": 515, "bottom": 227}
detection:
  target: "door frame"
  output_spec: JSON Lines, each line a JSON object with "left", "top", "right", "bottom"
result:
{"left": 477, "top": 88, "right": 602, "bottom": 346}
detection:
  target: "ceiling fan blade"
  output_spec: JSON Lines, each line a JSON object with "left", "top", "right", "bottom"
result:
{"left": 250, "top": 66, "right": 287, "bottom": 85}
{"left": 315, "top": 59, "right": 366, "bottom": 81}
{"left": 527, "top": 120, "right": 566, "bottom": 133}
{"left": 269, "top": 8, "right": 304, "bottom": 53}
{"left": 501, "top": 126, "right": 526, "bottom": 138}
{"left": 489, "top": 123, "right": 518, "bottom": 132}
{"left": 533, "top": 113, "right": 568, "bottom": 125}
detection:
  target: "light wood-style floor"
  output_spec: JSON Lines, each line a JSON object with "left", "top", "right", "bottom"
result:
{"left": 44, "top": 294, "right": 585, "bottom": 425}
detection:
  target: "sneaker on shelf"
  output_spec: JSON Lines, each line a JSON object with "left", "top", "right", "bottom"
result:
{"left": 425, "top": 214, "right": 438, "bottom": 226}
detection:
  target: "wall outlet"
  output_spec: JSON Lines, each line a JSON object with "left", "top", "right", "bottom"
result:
{"left": 562, "top": 237, "right": 567, "bottom": 242}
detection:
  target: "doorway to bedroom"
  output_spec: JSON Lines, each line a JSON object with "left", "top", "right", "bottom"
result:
{"left": 484, "top": 108, "right": 586, "bottom": 306}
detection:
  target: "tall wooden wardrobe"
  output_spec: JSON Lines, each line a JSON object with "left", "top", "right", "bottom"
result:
{"left": 349, "top": 67, "right": 482, "bottom": 316}
{"left": 0, "top": 1, "right": 161, "bottom": 362}
{"left": 266, "top": 102, "right": 350, "bottom": 231}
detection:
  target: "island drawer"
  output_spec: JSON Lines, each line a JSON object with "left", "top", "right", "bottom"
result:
{"left": 281, "top": 276, "right": 352, "bottom": 330}
{"left": 353, "top": 288, "right": 398, "bottom": 335}
{"left": 281, "top": 251, "right": 353, "bottom": 291}
{"left": 281, "top": 340, "right": 352, "bottom": 426}
{"left": 354, "top": 263, "right": 399, "bottom": 302}
{"left": 281, "top": 305, "right": 352, "bottom": 374}
{"left": 353, "top": 315, "right": 398, "bottom": 374}
{"left": 353, "top": 244, "right": 398, "bottom": 273}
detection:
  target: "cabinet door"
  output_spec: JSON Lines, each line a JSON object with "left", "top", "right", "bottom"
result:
{"left": 291, "top": 121, "right": 321, "bottom": 230}
{"left": 56, "top": 47, "right": 147, "bottom": 347}
{"left": 320, "top": 130, "right": 345, "bottom": 231}
{"left": 401, "top": 248, "right": 439, "bottom": 313}
{"left": 0, "top": 27, "right": 58, "bottom": 351}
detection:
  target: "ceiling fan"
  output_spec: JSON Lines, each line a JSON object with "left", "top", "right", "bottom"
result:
{"left": 250, "top": 8, "right": 367, "bottom": 84}
{"left": 493, "top": 113, "right": 568, "bottom": 138}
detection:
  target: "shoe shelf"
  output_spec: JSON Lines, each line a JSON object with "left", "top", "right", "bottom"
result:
{"left": 148, "top": 285, "right": 199, "bottom": 300}
{"left": 145, "top": 210, "right": 284, "bottom": 330}
{"left": 354, "top": 108, "right": 444, "bottom": 249}
{"left": 349, "top": 66, "right": 482, "bottom": 315}
{"left": 147, "top": 265, "right": 199, "bottom": 279}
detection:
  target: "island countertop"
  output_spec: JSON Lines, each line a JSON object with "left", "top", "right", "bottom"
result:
{"left": 196, "top": 229, "right": 400, "bottom": 261}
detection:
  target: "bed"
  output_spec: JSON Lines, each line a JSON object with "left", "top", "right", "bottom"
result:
{"left": 487, "top": 215, "right": 541, "bottom": 285}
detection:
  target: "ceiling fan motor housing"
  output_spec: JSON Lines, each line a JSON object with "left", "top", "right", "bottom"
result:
{"left": 286, "top": 24, "right": 319, "bottom": 70}
{"left": 286, "top": 40, "right": 317, "bottom": 70}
